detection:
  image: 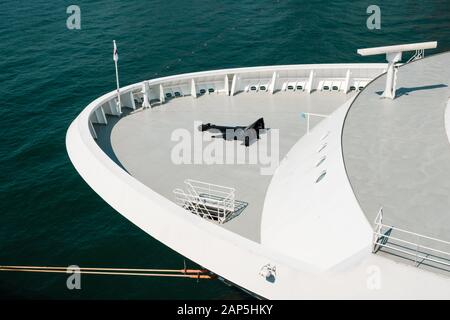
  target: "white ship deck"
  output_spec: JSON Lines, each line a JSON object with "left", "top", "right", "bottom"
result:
{"left": 343, "top": 52, "right": 450, "bottom": 273}
{"left": 95, "top": 91, "right": 351, "bottom": 242}
{"left": 67, "top": 58, "right": 450, "bottom": 298}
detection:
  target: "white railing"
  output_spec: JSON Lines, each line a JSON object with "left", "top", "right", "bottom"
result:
{"left": 86, "top": 63, "right": 386, "bottom": 139}
{"left": 372, "top": 207, "right": 450, "bottom": 269}
{"left": 407, "top": 49, "right": 425, "bottom": 63}
{"left": 300, "top": 112, "right": 329, "bottom": 135}
{"left": 173, "top": 179, "right": 235, "bottom": 224}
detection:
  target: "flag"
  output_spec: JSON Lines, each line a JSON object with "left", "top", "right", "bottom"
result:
{"left": 113, "top": 40, "right": 118, "bottom": 62}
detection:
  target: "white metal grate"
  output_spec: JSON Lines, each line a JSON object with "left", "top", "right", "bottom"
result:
{"left": 173, "top": 179, "right": 235, "bottom": 224}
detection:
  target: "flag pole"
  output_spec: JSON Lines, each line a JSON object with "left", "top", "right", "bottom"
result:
{"left": 113, "top": 40, "right": 122, "bottom": 115}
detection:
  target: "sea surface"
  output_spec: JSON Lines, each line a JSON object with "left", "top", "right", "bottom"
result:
{"left": 0, "top": 0, "right": 448, "bottom": 299}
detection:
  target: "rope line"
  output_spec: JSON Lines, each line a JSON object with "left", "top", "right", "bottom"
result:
{"left": 0, "top": 265, "right": 214, "bottom": 280}
{"left": 0, "top": 265, "right": 207, "bottom": 273}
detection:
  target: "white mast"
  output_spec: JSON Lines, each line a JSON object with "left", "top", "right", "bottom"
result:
{"left": 113, "top": 40, "right": 122, "bottom": 115}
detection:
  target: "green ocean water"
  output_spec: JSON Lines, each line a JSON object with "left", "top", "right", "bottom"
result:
{"left": 0, "top": 0, "right": 448, "bottom": 299}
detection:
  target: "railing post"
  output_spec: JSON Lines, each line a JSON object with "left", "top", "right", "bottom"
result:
{"left": 379, "top": 207, "right": 383, "bottom": 225}
{"left": 372, "top": 207, "right": 383, "bottom": 253}
{"left": 306, "top": 114, "right": 310, "bottom": 135}
{"left": 415, "top": 234, "right": 419, "bottom": 266}
{"left": 370, "top": 206, "right": 450, "bottom": 270}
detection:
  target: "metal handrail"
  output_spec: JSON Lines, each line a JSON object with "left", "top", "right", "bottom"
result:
{"left": 372, "top": 207, "right": 450, "bottom": 268}
{"left": 406, "top": 49, "right": 425, "bottom": 63}
{"left": 174, "top": 189, "right": 217, "bottom": 221}
{"left": 379, "top": 224, "right": 450, "bottom": 245}
{"left": 373, "top": 231, "right": 450, "bottom": 257}
{"left": 185, "top": 179, "right": 235, "bottom": 192}
{"left": 185, "top": 184, "right": 208, "bottom": 214}
{"left": 378, "top": 243, "right": 450, "bottom": 267}
{"left": 301, "top": 112, "right": 329, "bottom": 135}
{"left": 174, "top": 180, "right": 236, "bottom": 223}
